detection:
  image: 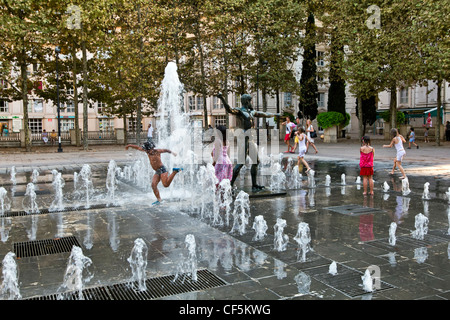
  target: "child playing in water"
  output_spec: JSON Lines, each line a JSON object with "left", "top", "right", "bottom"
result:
{"left": 295, "top": 127, "right": 312, "bottom": 173}
{"left": 383, "top": 128, "right": 407, "bottom": 179}
{"left": 211, "top": 125, "right": 233, "bottom": 184}
{"left": 126, "top": 141, "right": 182, "bottom": 205}
{"left": 360, "top": 136, "right": 374, "bottom": 195}
{"left": 407, "top": 127, "right": 419, "bottom": 149}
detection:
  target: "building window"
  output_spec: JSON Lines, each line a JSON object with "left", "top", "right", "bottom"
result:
{"left": 63, "top": 100, "right": 75, "bottom": 113}
{"left": 99, "top": 118, "right": 114, "bottom": 132}
{"left": 215, "top": 115, "right": 226, "bottom": 127}
{"left": 317, "top": 93, "right": 325, "bottom": 108}
{"left": 196, "top": 96, "right": 203, "bottom": 110}
{"left": 213, "top": 96, "right": 223, "bottom": 109}
{"left": 28, "top": 119, "right": 42, "bottom": 134}
{"left": 236, "top": 94, "right": 241, "bottom": 108}
{"left": 400, "top": 88, "right": 408, "bottom": 104}
{"left": 34, "top": 100, "right": 43, "bottom": 112}
{"left": 97, "top": 101, "right": 106, "bottom": 114}
{"left": 284, "top": 92, "right": 292, "bottom": 107}
{"left": 0, "top": 100, "right": 8, "bottom": 112}
{"left": 188, "top": 96, "right": 195, "bottom": 111}
{"left": 61, "top": 119, "right": 75, "bottom": 132}
{"left": 316, "top": 51, "right": 324, "bottom": 67}
{"left": 128, "top": 119, "right": 142, "bottom": 132}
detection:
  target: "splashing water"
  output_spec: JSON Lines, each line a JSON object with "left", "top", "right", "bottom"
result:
{"left": 356, "top": 176, "right": 361, "bottom": 184}
{"left": 291, "top": 165, "right": 303, "bottom": 189}
{"left": 446, "top": 187, "right": 450, "bottom": 203}
{"left": 401, "top": 178, "right": 411, "bottom": 196}
{"left": 294, "top": 272, "right": 311, "bottom": 295}
{"left": 0, "top": 187, "right": 11, "bottom": 215}
{"left": 79, "top": 164, "right": 94, "bottom": 209}
{"left": 49, "top": 171, "right": 65, "bottom": 212}
{"left": 0, "top": 252, "right": 21, "bottom": 300}
{"left": 325, "top": 175, "right": 331, "bottom": 187}
{"left": 31, "top": 168, "right": 39, "bottom": 184}
{"left": 218, "top": 179, "right": 233, "bottom": 226}
{"left": 389, "top": 222, "right": 397, "bottom": 246}
{"left": 328, "top": 261, "right": 338, "bottom": 276}
{"left": 307, "top": 169, "right": 315, "bottom": 188}
{"left": 174, "top": 234, "right": 197, "bottom": 283}
{"left": 274, "top": 218, "right": 289, "bottom": 252}
{"left": 361, "top": 269, "right": 374, "bottom": 292}
{"left": 294, "top": 222, "right": 312, "bottom": 262}
{"left": 411, "top": 213, "right": 428, "bottom": 240}
{"left": 230, "top": 191, "right": 250, "bottom": 235}
{"left": 127, "top": 238, "right": 148, "bottom": 291}
{"left": 106, "top": 160, "right": 118, "bottom": 206}
{"left": 341, "top": 173, "right": 346, "bottom": 185}
{"left": 9, "top": 166, "right": 16, "bottom": 186}
{"left": 447, "top": 206, "right": 450, "bottom": 235}
{"left": 269, "top": 162, "right": 286, "bottom": 191}
{"left": 252, "top": 215, "right": 268, "bottom": 241}
{"left": 383, "top": 181, "right": 390, "bottom": 192}
{"left": 23, "top": 183, "right": 39, "bottom": 214}
{"left": 422, "top": 182, "right": 430, "bottom": 200}
{"left": 57, "top": 246, "right": 93, "bottom": 300}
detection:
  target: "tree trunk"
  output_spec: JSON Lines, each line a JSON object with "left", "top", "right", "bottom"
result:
{"left": 82, "top": 38, "right": 88, "bottom": 150}
{"left": 72, "top": 46, "right": 80, "bottom": 147}
{"left": 20, "top": 55, "right": 31, "bottom": 152}
{"left": 357, "top": 96, "right": 364, "bottom": 138}
{"left": 436, "top": 79, "right": 442, "bottom": 146}
{"left": 389, "top": 85, "right": 397, "bottom": 129}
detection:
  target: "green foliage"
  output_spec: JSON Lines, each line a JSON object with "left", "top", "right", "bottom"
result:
{"left": 317, "top": 111, "right": 345, "bottom": 129}
{"left": 381, "top": 111, "right": 405, "bottom": 126}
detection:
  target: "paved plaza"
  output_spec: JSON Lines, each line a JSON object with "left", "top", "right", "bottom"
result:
{"left": 0, "top": 138, "right": 449, "bottom": 309}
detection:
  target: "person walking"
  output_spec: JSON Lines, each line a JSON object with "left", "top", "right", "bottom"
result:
{"left": 407, "top": 127, "right": 419, "bottom": 149}
{"left": 445, "top": 121, "right": 450, "bottom": 141}
{"left": 360, "top": 136, "right": 374, "bottom": 196}
{"left": 147, "top": 123, "right": 154, "bottom": 143}
{"left": 383, "top": 128, "right": 407, "bottom": 179}
{"left": 281, "top": 117, "right": 296, "bottom": 153}
{"left": 305, "top": 119, "right": 318, "bottom": 154}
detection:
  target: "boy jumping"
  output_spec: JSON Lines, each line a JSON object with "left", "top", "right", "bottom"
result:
{"left": 126, "top": 141, "right": 182, "bottom": 205}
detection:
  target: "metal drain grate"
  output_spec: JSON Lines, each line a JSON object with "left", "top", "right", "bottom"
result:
{"left": 365, "top": 233, "right": 447, "bottom": 252}
{"left": 1, "top": 203, "right": 120, "bottom": 218}
{"left": 323, "top": 204, "right": 385, "bottom": 216}
{"left": 27, "top": 269, "right": 227, "bottom": 300}
{"left": 13, "top": 236, "right": 81, "bottom": 258}
{"left": 305, "top": 264, "right": 395, "bottom": 297}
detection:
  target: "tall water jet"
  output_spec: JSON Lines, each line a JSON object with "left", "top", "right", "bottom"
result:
{"left": 389, "top": 222, "right": 397, "bottom": 246}
{"left": 269, "top": 162, "right": 286, "bottom": 191}
{"left": 273, "top": 218, "right": 289, "bottom": 252}
{"left": 23, "top": 183, "right": 39, "bottom": 214}
{"left": 106, "top": 160, "right": 118, "bottom": 206}
{"left": 422, "top": 182, "right": 430, "bottom": 200}
{"left": 218, "top": 179, "right": 233, "bottom": 226}
{"left": 174, "top": 234, "right": 197, "bottom": 282}
{"left": 9, "top": 166, "right": 16, "bottom": 186}
{"left": 341, "top": 173, "right": 346, "bottom": 185}
{"left": 356, "top": 176, "right": 361, "bottom": 184}
{"left": 0, "top": 252, "right": 21, "bottom": 300}
{"left": 49, "top": 171, "right": 65, "bottom": 212}
{"left": 79, "top": 164, "right": 94, "bottom": 209}
{"left": 294, "top": 222, "right": 312, "bottom": 262}
{"left": 252, "top": 215, "right": 268, "bottom": 241}
{"left": 383, "top": 181, "right": 390, "bottom": 192}
{"left": 324, "top": 175, "right": 331, "bottom": 187}
{"left": 31, "top": 168, "right": 39, "bottom": 184}
{"left": 0, "top": 187, "right": 11, "bottom": 215}
{"left": 57, "top": 246, "right": 93, "bottom": 300}
{"left": 401, "top": 177, "right": 411, "bottom": 196}
{"left": 127, "top": 238, "right": 148, "bottom": 291}
{"left": 230, "top": 191, "right": 250, "bottom": 235}
{"left": 328, "top": 261, "right": 338, "bottom": 276}
{"left": 411, "top": 213, "right": 428, "bottom": 240}
{"left": 361, "top": 269, "right": 374, "bottom": 292}
{"left": 291, "top": 165, "right": 303, "bottom": 189}
{"left": 307, "top": 169, "right": 315, "bottom": 188}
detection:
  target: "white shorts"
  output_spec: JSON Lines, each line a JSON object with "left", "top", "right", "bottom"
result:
{"left": 298, "top": 147, "right": 307, "bottom": 158}
{"left": 396, "top": 149, "right": 406, "bottom": 162}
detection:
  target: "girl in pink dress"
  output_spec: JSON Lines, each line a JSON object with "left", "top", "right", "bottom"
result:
{"left": 360, "top": 136, "right": 374, "bottom": 195}
{"left": 211, "top": 125, "right": 233, "bottom": 184}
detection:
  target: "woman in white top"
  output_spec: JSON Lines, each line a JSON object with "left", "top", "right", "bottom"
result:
{"left": 296, "top": 127, "right": 312, "bottom": 173}
{"left": 305, "top": 119, "right": 318, "bottom": 154}
{"left": 383, "top": 128, "right": 407, "bottom": 179}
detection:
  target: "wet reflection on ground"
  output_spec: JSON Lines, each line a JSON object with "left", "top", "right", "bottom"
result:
{"left": 0, "top": 157, "right": 449, "bottom": 300}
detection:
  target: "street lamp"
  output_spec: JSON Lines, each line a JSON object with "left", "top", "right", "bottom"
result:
{"left": 256, "top": 60, "right": 268, "bottom": 145}
{"left": 55, "top": 46, "right": 63, "bottom": 152}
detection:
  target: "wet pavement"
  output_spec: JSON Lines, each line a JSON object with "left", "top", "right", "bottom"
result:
{"left": 0, "top": 140, "right": 449, "bottom": 307}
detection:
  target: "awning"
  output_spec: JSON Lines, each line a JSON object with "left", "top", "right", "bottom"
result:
{"left": 423, "top": 106, "right": 443, "bottom": 117}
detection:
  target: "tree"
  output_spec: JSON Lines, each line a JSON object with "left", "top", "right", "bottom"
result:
{"left": 355, "top": 94, "right": 377, "bottom": 135}
{"left": 327, "top": 28, "right": 346, "bottom": 116}
{"left": 299, "top": 12, "right": 319, "bottom": 120}
{"left": 0, "top": 0, "right": 51, "bottom": 151}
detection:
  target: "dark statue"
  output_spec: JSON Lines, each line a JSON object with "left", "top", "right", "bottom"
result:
{"left": 217, "top": 93, "right": 280, "bottom": 191}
